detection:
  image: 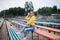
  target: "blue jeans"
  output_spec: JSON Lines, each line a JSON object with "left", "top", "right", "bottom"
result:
{"left": 20, "top": 25, "right": 35, "bottom": 37}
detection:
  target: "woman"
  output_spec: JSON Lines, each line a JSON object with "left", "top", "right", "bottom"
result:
{"left": 20, "top": 11, "right": 36, "bottom": 40}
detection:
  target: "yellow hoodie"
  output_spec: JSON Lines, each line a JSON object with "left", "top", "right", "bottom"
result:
{"left": 25, "top": 15, "right": 30, "bottom": 21}
{"left": 25, "top": 16, "right": 36, "bottom": 25}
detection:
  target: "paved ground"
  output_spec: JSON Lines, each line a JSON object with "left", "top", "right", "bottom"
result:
{"left": 0, "top": 21, "right": 9, "bottom": 40}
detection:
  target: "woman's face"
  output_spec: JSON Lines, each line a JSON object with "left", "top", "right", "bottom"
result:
{"left": 29, "top": 11, "right": 34, "bottom": 17}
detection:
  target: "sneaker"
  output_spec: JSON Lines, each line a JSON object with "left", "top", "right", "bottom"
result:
{"left": 17, "top": 32, "right": 20, "bottom": 34}
{"left": 23, "top": 37, "right": 27, "bottom": 40}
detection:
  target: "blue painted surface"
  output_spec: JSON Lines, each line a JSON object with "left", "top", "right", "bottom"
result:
{"left": 8, "top": 30, "right": 13, "bottom": 40}
{"left": 11, "top": 29, "right": 22, "bottom": 40}
{"left": 9, "top": 29, "right": 16, "bottom": 40}
{"left": 8, "top": 28, "right": 22, "bottom": 40}
{"left": 10, "top": 29, "right": 18, "bottom": 40}
{"left": 36, "top": 20, "right": 60, "bottom": 23}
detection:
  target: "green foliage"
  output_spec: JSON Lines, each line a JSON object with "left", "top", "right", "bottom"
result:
{"left": 0, "top": 7, "right": 25, "bottom": 17}
{"left": 38, "top": 5, "right": 60, "bottom": 15}
{"left": 52, "top": 5, "right": 57, "bottom": 13}
{"left": 58, "top": 9, "right": 60, "bottom": 14}
{"left": 25, "top": 1, "right": 34, "bottom": 15}
{"left": 0, "top": 5, "right": 60, "bottom": 17}
{"left": 38, "top": 7, "right": 52, "bottom": 15}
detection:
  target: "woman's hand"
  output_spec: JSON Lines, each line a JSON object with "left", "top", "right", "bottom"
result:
{"left": 27, "top": 13, "right": 30, "bottom": 16}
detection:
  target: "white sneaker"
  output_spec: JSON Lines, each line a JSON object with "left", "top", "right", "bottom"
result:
{"left": 23, "top": 37, "right": 27, "bottom": 40}
{"left": 17, "top": 32, "right": 20, "bottom": 34}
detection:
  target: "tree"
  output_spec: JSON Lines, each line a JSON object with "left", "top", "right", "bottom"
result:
{"left": 37, "top": 6, "right": 58, "bottom": 15}
{"left": 38, "top": 7, "right": 52, "bottom": 15}
{"left": 52, "top": 5, "right": 57, "bottom": 13}
{"left": 25, "top": 1, "right": 29, "bottom": 15}
{"left": 25, "top": 1, "right": 34, "bottom": 15}
{"left": 29, "top": 1, "right": 34, "bottom": 11}
{"left": 58, "top": 9, "right": 60, "bottom": 14}
{"left": 0, "top": 7, "right": 25, "bottom": 17}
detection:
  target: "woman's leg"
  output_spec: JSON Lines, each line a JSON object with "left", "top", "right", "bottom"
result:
{"left": 20, "top": 27, "right": 25, "bottom": 33}
{"left": 20, "top": 26, "right": 29, "bottom": 33}
{"left": 23, "top": 26, "right": 35, "bottom": 37}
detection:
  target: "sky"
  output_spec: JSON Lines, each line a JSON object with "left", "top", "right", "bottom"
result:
{"left": 0, "top": 0, "right": 60, "bottom": 12}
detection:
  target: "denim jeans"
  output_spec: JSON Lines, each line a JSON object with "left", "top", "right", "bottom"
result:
{"left": 20, "top": 25, "right": 35, "bottom": 37}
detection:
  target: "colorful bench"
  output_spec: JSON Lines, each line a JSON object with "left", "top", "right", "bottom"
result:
{"left": 6, "top": 21, "right": 22, "bottom": 40}
{"left": 8, "top": 28, "right": 22, "bottom": 40}
{"left": 36, "top": 25, "right": 60, "bottom": 34}
{"left": 11, "top": 21, "right": 60, "bottom": 40}
{"left": 33, "top": 29, "right": 60, "bottom": 40}
{"left": 35, "top": 21, "right": 60, "bottom": 29}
